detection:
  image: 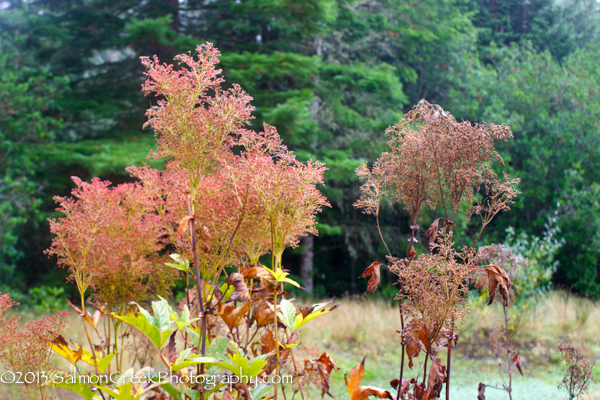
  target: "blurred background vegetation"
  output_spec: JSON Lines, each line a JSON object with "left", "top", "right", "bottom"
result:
{"left": 1, "top": 0, "right": 600, "bottom": 304}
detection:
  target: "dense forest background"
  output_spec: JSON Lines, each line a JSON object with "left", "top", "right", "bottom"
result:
{"left": 2, "top": 0, "right": 600, "bottom": 302}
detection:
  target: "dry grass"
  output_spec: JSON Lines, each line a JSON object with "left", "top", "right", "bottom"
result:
{"left": 1, "top": 291, "right": 598, "bottom": 399}
{"left": 298, "top": 291, "right": 600, "bottom": 399}
{"left": 301, "top": 291, "right": 600, "bottom": 359}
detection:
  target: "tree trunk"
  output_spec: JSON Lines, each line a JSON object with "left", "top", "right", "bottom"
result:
{"left": 299, "top": 38, "right": 321, "bottom": 295}
{"left": 164, "top": 0, "right": 180, "bottom": 32}
{"left": 299, "top": 235, "right": 314, "bottom": 294}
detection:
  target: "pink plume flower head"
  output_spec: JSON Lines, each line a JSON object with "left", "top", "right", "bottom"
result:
{"left": 0, "top": 300, "right": 70, "bottom": 399}
{"left": 47, "top": 176, "right": 176, "bottom": 311}
{"left": 141, "top": 42, "right": 255, "bottom": 185}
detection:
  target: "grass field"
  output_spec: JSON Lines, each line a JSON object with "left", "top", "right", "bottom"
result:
{"left": 1, "top": 291, "right": 598, "bottom": 399}
{"left": 298, "top": 291, "right": 600, "bottom": 400}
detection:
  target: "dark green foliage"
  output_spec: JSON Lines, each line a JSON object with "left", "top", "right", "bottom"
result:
{"left": 442, "top": 44, "right": 600, "bottom": 296}
{"left": 0, "top": 8, "right": 67, "bottom": 290}
{"left": 2, "top": 0, "right": 600, "bottom": 297}
{"left": 472, "top": 0, "right": 600, "bottom": 59}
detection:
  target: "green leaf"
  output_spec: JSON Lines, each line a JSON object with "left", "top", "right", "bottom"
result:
{"left": 113, "top": 313, "right": 173, "bottom": 349}
{"left": 265, "top": 267, "right": 302, "bottom": 288}
{"left": 47, "top": 379, "right": 98, "bottom": 400}
{"left": 165, "top": 253, "right": 190, "bottom": 272}
{"left": 173, "top": 305, "right": 199, "bottom": 331}
{"left": 131, "top": 302, "right": 155, "bottom": 325}
{"left": 250, "top": 383, "right": 273, "bottom": 400}
{"left": 186, "top": 327, "right": 201, "bottom": 348}
{"left": 294, "top": 299, "right": 338, "bottom": 331}
{"left": 206, "top": 336, "right": 231, "bottom": 359}
{"left": 96, "top": 353, "right": 117, "bottom": 374}
{"left": 171, "top": 351, "right": 222, "bottom": 372}
{"left": 277, "top": 299, "right": 297, "bottom": 331}
{"left": 160, "top": 383, "right": 181, "bottom": 400}
{"left": 152, "top": 299, "right": 172, "bottom": 331}
{"left": 99, "top": 382, "right": 142, "bottom": 400}
{"left": 214, "top": 353, "right": 267, "bottom": 379}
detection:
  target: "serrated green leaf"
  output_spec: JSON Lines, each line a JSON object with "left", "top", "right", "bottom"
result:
{"left": 165, "top": 254, "right": 190, "bottom": 272}
{"left": 171, "top": 356, "right": 221, "bottom": 372}
{"left": 293, "top": 299, "right": 338, "bottom": 331}
{"left": 160, "top": 383, "right": 181, "bottom": 400}
{"left": 113, "top": 313, "right": 173, "bottom": 349}
{"left": 206, "top": 336, "right": 231, "bottom": 358}
{"left": 277, "top": 299, "right": 297, "bottom": 331}
{"left": 152, "top": 299, "right": 172, "bottom": 331}
{"left": 214, "top": 353, "right": 267, "bottom": 379}
{"left": 264, "top": 267, "right": 302, "bottom": 288}
{"left": 96, "top": 353, "right": 117, "bottom": 374}
{"left": 186, "top": 327, "right": 201, "bottom": 348}
{"left": 250, "top": 383, "right": 272, "bottom": 400}
{"left": 131, "top": 302, "right": 155, "bottom": 325}
{"left": 47, "top": 379, "right": 98, "bottom": 400}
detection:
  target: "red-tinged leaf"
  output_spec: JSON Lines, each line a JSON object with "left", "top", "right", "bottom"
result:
{"left": 477, "top": 383, "right": 486, "bottom": 400}
{"left": 219, "top": 301, "right": 250, "bottom": 330}
{"left": 412, "top": 382, "right": 433, "bottom": 400}
{"left": 512, "top": 352, "right": 523, "bottom": 376}
{"left": 359, "top": 262, "right": 382, "bottom": 294}
{"left": 305, "top": 352, "right": 339, "bottom": 398}
{"left": 65, "top": 298, "right": 100, "bottom": 328}
{"left": 425, "top": 218, "right": 442, "bottom": 250}
{"left": 407, "top": 244, "right": 417, "bottom": 260}
{"left": 444, "top": 219, "right": 455, "bottom": 227}
{"left": 390, "top": 378, "right": 414, "bottom": 397}
{"left": 345, "top": 356, "right": 393, "bottom": 400}
{"left": 165, "top": 331, "right": 177, "bottom": 364}
{"left": 225, "top": 273, "right": 251, "bottom": 302}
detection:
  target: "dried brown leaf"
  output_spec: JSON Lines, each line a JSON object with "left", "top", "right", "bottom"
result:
{"left": 306, "top": 352, "right": 339, "bottom": 398}
{"left": 424, "top": 218, "right": 442, "bottom": 250}
{"left": 220, "top": 301, "right": 250, "bottom": 330}
{"left": 177, "top": 216, "right": 193, "bottom": 242}
{"left": 483, "top": 264, "right": 511, "bottom": 306}
{"left": 225, "top": 273, "right": 251, "bottom": 302}
{"left": 427, "top": 358, "right": 446, "bottom": 397}
{"left": 345, "top": 356, "right": 393, "bottom": 400}
{"left": 390, "top": 378, "right": 413, "bottom": 397}
{"left": 359, "top": 262, "right": 382, "bottom": 294}
{"left": 252, "top": 299, "right": 275, "bottom": 327}
{"left": 66, "top": 298, "right": 101, "bottom": 328}
{"left": 243, "top": 266, "right": 276, "bottom": 288}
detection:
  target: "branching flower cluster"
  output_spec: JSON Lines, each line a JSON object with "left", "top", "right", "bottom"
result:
{"left": 557, "top": 341, "right": 597, "bottom": 400}
{"left": 0, "top": 293, "right": 70, "bottom": 400}
{"left": 35, "top": 43, "right": 334, "bottom": 400}
{"left": 351, "top": 100, "right": 521, "bottom": 400}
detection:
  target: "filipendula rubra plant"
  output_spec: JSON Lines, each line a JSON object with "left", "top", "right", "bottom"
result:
{"left": 45, "top": 43, "right": 337, "bottom": 400}
{"left": 0, "top": 293, "right": 70, "bottom": 400}
{"left": 351, "top": 100, "right": 520, "bottom": 400}
{"left": 556, "top": 341, "right": 597, "bottom": 400}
